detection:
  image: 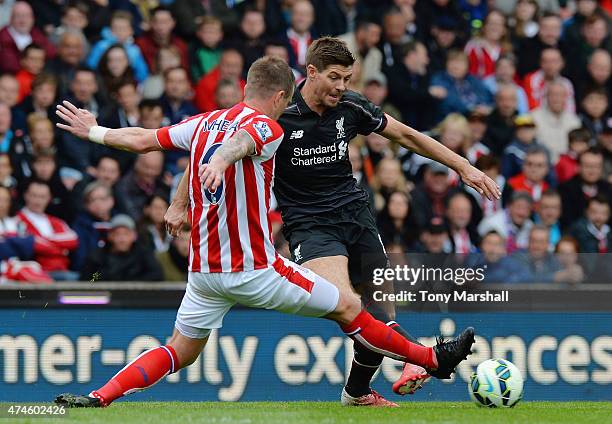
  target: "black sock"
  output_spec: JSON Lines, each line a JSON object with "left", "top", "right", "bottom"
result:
{"left": 387, "top": 321, "right": 424, "bottom": 346}
{"left": 344, "top": 341, "right": 383, "bottom": 398}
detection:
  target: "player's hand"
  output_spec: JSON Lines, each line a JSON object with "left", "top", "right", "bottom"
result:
{"left": 458, "top": 162, "right": 501, "bottom": 201}
{"left": 165, "top": 200, "right": 189, "bottom": 237}
{"left": 199, "top": 156, "right": 228, "bottom": 193}
{"left": 55, "top": 101, "right": 98, "bottom": 139}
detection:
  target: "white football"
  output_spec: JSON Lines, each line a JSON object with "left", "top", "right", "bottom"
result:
{"left": 468, "top": 358, "right": 524, "bottom": 407}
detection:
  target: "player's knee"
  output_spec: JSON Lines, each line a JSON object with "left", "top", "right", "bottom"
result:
{"left": 333, "top": 291, "right": 362, "bottom": 325}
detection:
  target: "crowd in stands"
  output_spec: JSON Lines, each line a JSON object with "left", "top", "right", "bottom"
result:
{"left": 0, "top": 0, "right": 610, "bottom": 284}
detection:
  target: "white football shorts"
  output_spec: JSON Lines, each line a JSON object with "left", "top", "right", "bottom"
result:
{"left": 175, "top": 256, "right": 340, "bottom": 338}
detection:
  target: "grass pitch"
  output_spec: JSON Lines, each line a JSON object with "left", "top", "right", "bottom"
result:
{"left": 11, "top": 401, "right": 612, "bottom": 424}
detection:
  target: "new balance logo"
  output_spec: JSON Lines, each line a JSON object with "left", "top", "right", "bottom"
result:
{"left": 338, "top": 140, "right": 348, "bottom": 159}
{"left": 290, "top": 130, "right": 304, "bottom": 139}
{"left": 294, "top": 244, "right": 302, "bottom": 262}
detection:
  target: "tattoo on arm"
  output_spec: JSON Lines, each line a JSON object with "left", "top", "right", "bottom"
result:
{"left": 216, "top": 129, "right": 256, "bottom": 164}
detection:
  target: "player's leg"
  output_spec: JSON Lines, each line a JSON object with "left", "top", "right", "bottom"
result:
{"left": 348, "top": 214, "right": 431, "bottom": 396}
{"left": 55, "top": 272, "right": 233, "bottom": 407}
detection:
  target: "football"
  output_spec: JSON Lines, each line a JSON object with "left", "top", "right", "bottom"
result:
{"left": 468, "top": 359, "right": 524, "bottom": 408}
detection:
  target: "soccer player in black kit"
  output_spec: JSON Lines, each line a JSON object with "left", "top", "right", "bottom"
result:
{"left": 167, "top": 37, "right": 500, "bottom": 406}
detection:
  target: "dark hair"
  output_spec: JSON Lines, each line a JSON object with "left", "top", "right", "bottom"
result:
{"left": 540, "top": 11, "right": 562, "bottom": 22}
{"left": 579, "top": 146, "right": 603, "bottom": 163}
{"left": 150, "top": 5, "right": 173, "bottom": 18}
{"left": 245, "top": 56, "right": 295, "bottom": 100}
{"left": 162, "top": 66, "right": 188, "bottom": 81}
{"left": 541, "top": 188, "right": 560, "bottom": 200}
{"left": 21, "top": 43, "right": 44, "bottom": 59}
{"left": 96, "top": 155, "right": 120, "bottom": 167}
{"left": 587, "top": 194, "right": 610, "bottom": 207}
{"left": 63, "top": 1, "right": 89, "bottom": 16}
{"left": 306, "top": 36, "right": 355, "bottom": 72}
{"left": 98, "top": 44, "right": 135, "bottom": 92}
{"left": 74, "top": 65, "right": 95, "bottom": 77}
{"left": 24, "top": 178, "right": 51, "bottom": 193}
{"left": 355, "top": 19, "right": 380, "bottom": 33}
{"left": 111, "top": 10, "right": 133, "bottom": 25}
{"left": 582, "top": 87, "right": 608, "bottom": 101}
{"left": 568, "top": 127, "right": 592, "bottom": 144}
{"left": 31, "top": 72, "right": 58, "bottom": 91}
{"left": 400, "top": 41, "right": 425, "bottom": 58}
{"left": 475, "top": 154, "right": 500, "bottom": 171}
{"left": 139, "top": 98, "right": 162, "bottom": 112}
{"left": 554, "top": 235, "right": 579, "bottom": 253}
{"left": 525, "top": 144, "right": 550, "bottom": 159}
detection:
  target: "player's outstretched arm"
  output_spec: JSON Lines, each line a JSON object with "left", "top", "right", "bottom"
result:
{"left": 380, "top": 114, "right": 501, "bottom": 201}
{"left": 55, "top": 101, "right": 160, "bottom": 153}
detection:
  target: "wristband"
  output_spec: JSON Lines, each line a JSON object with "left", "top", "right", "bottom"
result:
{"left": 88, "top": 126, "right": 109, "bottom": 144}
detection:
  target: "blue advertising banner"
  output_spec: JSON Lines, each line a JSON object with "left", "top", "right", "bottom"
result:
{"left": 1, "top": 309, "right": 610, "bottom": 402}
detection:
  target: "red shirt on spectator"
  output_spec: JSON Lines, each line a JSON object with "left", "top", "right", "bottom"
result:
{"left": 465, "top": 38, "right": 500, "bottom": 79}
{"left": 0, "top": 27, "right": 55, "bottom": 74}
{"left": 15, "top": 68, "right": 34, "bottom": 103}
{"left": 508, "top": 173, "right": 549, "bottom": 202}
{"left": 194, "top": 66, "right": 246, "bottom": 112}
{"left": 523, "top": 70, "right": 576, "bottom": 112}
{"left": 135, "top": 32, "right": 189, "bottom": 74}
{"left": 555, "top": 152, "right": 579, "bottom": 184}
{"left": 17, "top": 209, "right": 78, "bottom": 272}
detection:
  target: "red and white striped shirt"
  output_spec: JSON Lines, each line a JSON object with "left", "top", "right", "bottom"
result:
{"left": 155, "top": 102, "right": 284, "bottom": 273}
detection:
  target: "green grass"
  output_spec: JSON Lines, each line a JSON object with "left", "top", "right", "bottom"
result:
{"left": 9, "top": 402, "right": 612, "bottom": 424}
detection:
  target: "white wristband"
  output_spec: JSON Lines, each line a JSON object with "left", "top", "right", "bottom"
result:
{"left": 88, "top": 126, "right": 109, "bottom": 144}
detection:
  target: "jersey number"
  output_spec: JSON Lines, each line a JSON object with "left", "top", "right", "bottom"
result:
{"left": 201, "top": 143, "right": 224, "bottom": 205}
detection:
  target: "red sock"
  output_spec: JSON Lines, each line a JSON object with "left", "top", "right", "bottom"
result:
{"left": 342, "top": 310, "right": 438, "bottom": 370}
{"left": 90, "top": 345, "right": 179, "bottom": 406}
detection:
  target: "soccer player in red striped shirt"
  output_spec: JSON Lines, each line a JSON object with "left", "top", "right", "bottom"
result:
{"left": 53, "top": 56, "right": 475, "bottom": 408}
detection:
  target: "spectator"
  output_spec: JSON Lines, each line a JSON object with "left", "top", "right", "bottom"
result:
{"left": 575, "top": 48, "right": 611, "bottom": 103}
{"left": 532, "top": 81, "right": 582, "bottom": 163}
{"left": 579, "top": 88, "right": 610, "bottom": 138}
{"left": 194, "top": 49, "right": 245, "bottom": 112}
{"left": 464, "top": 111, "right": 491, "bottom": 165}
{"left": 534, "top": 189, "right": 562, "bottom": 249}
{"left": 156, "top": 223, "right": 190, "bottom": 282}
{"left": 384, "top": 41, "right": 434, "bottom": 131}
{"left": 114, "top": 151, "right": 169, "bottom": 222}
{"left": 215, "top": 79, "right": 243, "bottom": 110}
{"left": 361, "top": 73, "right": 400, "bottom": 121}
{"left": 138, "top": 193, "right": 171, "bottom": 253}
{"left": 171, "top": 0, "right": 239, "bottom": 39}
{"left": 314, "top": 0, "right": 364, "bottom": 37}
{"left": 10, "top": 114, "right": 55, "bottom": 183}
{"left": 160, "top": 67, "right": 197, "bottom": 127}
{"left": 15, "top": 73, "right": 58, "bottom": 125}
{"left": 189, "top": 16, "right": 223, "bottom": 83}
{"left": 415, "top": 0, "right": 468, "bottom": 45}
{"left": 139, "top": 99, "right": 164, "bottom": 130}
{"left": 478, "top": 191, "right": 534, "bottom": 253}
{"left": 465, "top": 9, "right": 508, "bottom": 79}
{"left": 0, "top": 1, "right": 56, "bottom": 74}
{"left": 371, "top": 157, "right": 407, "bottom": 210}
{"left": 467, "top": 230, "right": 529, "bottom": 283}
{"left": 469, "top": 155, "right": 505, "bottom": 217}
{"left": 426, "top": 16, "right": 463, "bottom": 74}
{"left": 80, "top": 214, "right": 164, "bottom": 282}
{"left": 508, "top": 0, "right": 540, "bottom": 44}
{"left": 26, "top": 149, "right": 76, "bottom": 223}
{"left": 285, "top": 0, "right": 316, "bottom": 72}
{"left": 100, "top": 79, "right": 141, "bottom": 129}
{"left": 562, "top": 0, "right": 600, "bottom": 50}
{"left": 565, "top": 12, "right": 612, "bottom": 86}
{"left": 97, "top": 44, "right": 138, "bottom": 95}
{"left": 264, "top": 40, "right": 303, "bottom": 83}
{"left": 484, "top": 83, "right": 519, "bottom": 155}
{"left": 559, "top": 147, "right": 612, "bottom": 228}
{"left": 228, "top": 8, "right": 268, "bottom": 73}
{"left": 16, "top": 179, "right": 78, "bottom": 280}
{"left": 505, "top": 145, "right": 551, "bottom": 203}
{"left": 0, "top": 0, "right": 15, "bottom": 30}
{"left": 517, "top": 12, "right": 563, "bottom": 78}
{"left": 524, "top": 48, "right": 576, "bottom": 112}
{"left": 429, "top": 50, "right": 493, "bottom": 123}
{"left": 380, "top": 7, "right": 410, "bottom": 68}
{"left": 70, "top": 181, "right": 114, "bottom": 272}
{"left": 44, "top": 30, "right": 87, "bottom": 97}
{"left": 570, "top": 194, "right": 611, "bottom": 253}
{"left": 135, "top": 6, "right": 188, "bottom": 74}
{"left": 339, "top": 20, "right": 383, "bottom": 89}
{"left": 141, "top": 46, "right": 182, "bottom": 100}
{"left": 48, "top": 1, "right": 90, "bottom": 49}
{"left": 513, "top": 225, "right": 562, "bottom": 282}
{"left": 0, "top": 74, "right": 19, "bottom": 109}
{"left": 86, "top": 11, "right": 149, "bottom": 83}
{"left": 413, "top": 216, "right": 452, "bottom": 254}
{"left": 0, "top": 153, "right": 16, "bottom": 191}
{"left": 555, "top": 128, "right": 591, "bottom": 184}
{"left": 0, "top": 103, "right": 16, "bottom": 156}
{"left": 553, "top": 236, "right": 585, "bottom": 284}
{"left": 15, "top": 44, "right": 46, "bottom": 103}
{"left": 377, "top": 190, "right": 416, "bottom": 250}
{"left": 501, "top": 114, "right": 542, "bottom": 179}
{"left": 483, "top": 53, "right": 530, "bottom": 115}
{"left": 446, "top": 191, "right": 478, "bottom": 255}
